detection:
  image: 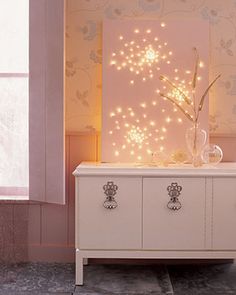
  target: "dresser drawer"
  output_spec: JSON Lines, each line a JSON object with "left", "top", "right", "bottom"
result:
{"left": 77, "top": 177, "right": 142, "bottom": 250}
{"left": 143, "top": 178, "right": 206, "bottom": 250}
{"left": 213, "top": 178, "right": 236, "bottom": 250}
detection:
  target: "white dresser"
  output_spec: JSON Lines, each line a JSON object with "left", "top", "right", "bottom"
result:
{"left": 73, "top": 162, "right": 236, "bottom": 285}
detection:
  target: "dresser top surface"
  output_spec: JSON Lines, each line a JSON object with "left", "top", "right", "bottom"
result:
{"left": 73, "top": 162, "right": 236, "bottom": 177}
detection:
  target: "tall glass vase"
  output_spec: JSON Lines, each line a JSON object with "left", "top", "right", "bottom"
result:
{"left": 185, "top": 123, "right": 207, "bottom": 167}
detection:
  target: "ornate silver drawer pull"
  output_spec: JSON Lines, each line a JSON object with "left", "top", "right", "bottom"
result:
{"left": 167, "top": 182, "right": 182, "bottom": 211}
{"left": 103, "top": 181, "right": 118, "bottom": 209}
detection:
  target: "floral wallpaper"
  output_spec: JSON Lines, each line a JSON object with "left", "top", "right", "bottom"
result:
{"left": 66, "top": 0, "right": 236, "bottom": 134}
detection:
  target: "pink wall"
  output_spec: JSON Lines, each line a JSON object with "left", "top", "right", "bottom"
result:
{"left": 0, "top": 132, "right": 234, "bottom": 263}
{"left": 0, "top": 133, "right": 98, "bottom": 263}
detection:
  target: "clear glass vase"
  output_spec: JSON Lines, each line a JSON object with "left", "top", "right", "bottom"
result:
{"left": 185, "top": 123, "right": 207, "bottom": 167}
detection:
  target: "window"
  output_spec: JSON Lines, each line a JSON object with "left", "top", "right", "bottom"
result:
{"left": 0, "top": 0, "right": 65, "bottom": 203}
{"left": 0, "top": 0, "right": 29, "bottom": 199}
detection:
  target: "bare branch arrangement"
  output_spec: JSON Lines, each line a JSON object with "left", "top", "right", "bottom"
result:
{"left": 159, "top": 47, "right": 221, "bottom": 125}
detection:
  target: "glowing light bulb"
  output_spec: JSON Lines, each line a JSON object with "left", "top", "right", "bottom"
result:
{"left": 150, "top": 121, "right": 155, "bottom": 126}
{"left": 165, "top": 117, "right": 171, "bottom": 123}
{"left": 119, "top": 36, "right": 123, "bottom": 40}
{"left": 110, "top": 112, "right": 115, "bottom": 117}
{"left": 152, "top": 101, "right": 157, "bottom": 106}
{"left": 146, "top": 29, "right": 151, "bottom": 34}
{"left": 130, "top": 80, "right": 134, "bottom": 84}
{"left": 161, "top": 22, "right": 166, "bottom": 27}
{"left": 178, "top": 118, "right": 183, "bottom": 123}
{"left": 162, "top": 127, "right": 167, "bottom": 132}
{"left": 110, "top": 60, "right": 116, "bottom": 65}
{"left": 134, "top": 29, "right": 139, "bottom": 33}
{"left": 199, "top": 61, "right": 204, "bottom": 68}
{"left": 116, "top": 107, "right": 122, "bottom": 113}
{"left": 140, "top": 103, "right": 146, "bottom": 108}
{"left": 115, "top": 151, "right": 119, "bottom": 156}
{"left": 127, "top": 128, "right": 146, "bottom": 144}
{"left": 145, "top": 48, "right": 156, "bottom": 61}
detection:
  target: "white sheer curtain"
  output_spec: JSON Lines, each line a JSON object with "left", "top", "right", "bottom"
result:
{"left": 0, "top": 0, "right": 29, "bottom": 197}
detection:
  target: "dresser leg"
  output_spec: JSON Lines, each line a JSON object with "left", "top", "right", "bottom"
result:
{"left": 76, "top": 252, "right": 84, "bottom": 285}
{"left": 83, "top": 258, "right": 88, "bottom": 265}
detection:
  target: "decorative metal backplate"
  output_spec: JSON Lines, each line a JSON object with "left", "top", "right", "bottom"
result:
{"left": 167, "top": 182, "right": 182, "bottom": 211}
{"left": 103, "top": 181, "right": 118, "bottom": 209}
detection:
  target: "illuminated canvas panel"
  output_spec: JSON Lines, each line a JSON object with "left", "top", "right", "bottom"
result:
{"left": 102, "top": 19, "right": 209, "bottom": 163}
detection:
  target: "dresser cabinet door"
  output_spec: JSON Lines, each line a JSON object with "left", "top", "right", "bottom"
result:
{"left": 77, "top": 177, "right": 142, "bottom": 250}
{"left": 143, "top": 178, "right": 206, "bottom": 250}
{"left": 213, "top": 178, "right": 236, "bottom": 250}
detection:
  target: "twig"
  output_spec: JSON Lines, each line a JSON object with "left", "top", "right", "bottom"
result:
{"left": 192, "top": 47, "right": 199, "bottom": 89}
{"left": 159, "top": 75, "right": 191, "bottom": 105}
{"left": 198, "top": 74, "right": 221, "bottom": 112}
{"left": 160, "top": 93, "right": 194, "bottom": 122}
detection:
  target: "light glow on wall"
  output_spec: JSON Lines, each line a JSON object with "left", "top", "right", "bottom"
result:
{"left": 109, "top": 25, "right": 172, "bottom": 85}
{"left": 107, "top": 102, "right": 171, "bottom": 161}
{"left": 102, "top": 20, "right": 209, "bottom": 163}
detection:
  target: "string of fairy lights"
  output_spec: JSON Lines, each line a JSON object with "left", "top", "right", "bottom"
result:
{"left": 107, "top": 22, "right": 205, "bottom": 161}
{"left": 109, "top": 23, "right": 172, "bottom": 85}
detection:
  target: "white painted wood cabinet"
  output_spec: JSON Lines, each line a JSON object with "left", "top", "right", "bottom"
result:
{"left": 212, "top": 178, "right": 236, "bottom": 250}
{"left": 73, "top": 162, "right": 236, "bottom": 285}
{"left": 77, "top": 177, "right": 142, "bottom": 250}
{"left": 143, "top": 178, "right": 206, "bottom": 250}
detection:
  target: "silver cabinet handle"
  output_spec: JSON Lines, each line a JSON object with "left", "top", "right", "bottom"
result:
{"left": 167, "top": 182, "right": 182, "bottom": 211}
{"left": 103, "top": 181, "right": 118, "bottom": 209}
